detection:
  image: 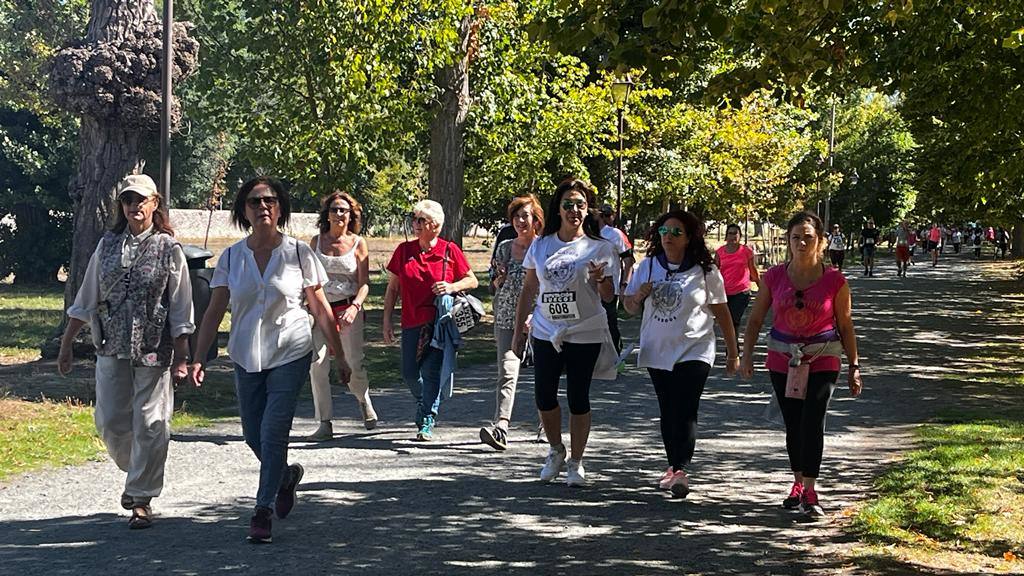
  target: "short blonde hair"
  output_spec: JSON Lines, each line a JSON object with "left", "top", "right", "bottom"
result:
{"left": 412, "top": 199, "right": 445, "bottom": 229}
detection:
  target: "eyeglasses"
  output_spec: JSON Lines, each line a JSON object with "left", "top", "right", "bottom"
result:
{"left": 794, "top": 290, "right": 805, "bottom": 310}
{"left": 119, "top": 194, "right": 152, "bottom": 206}
{"left": 329, "top": 207, "right": 351, "bottom": 216}
{"left": 246, "top": 196, "right": 279, "bottom": 208}
{"left": 560, "top": 199, "right": 587, "bottom": 211}
{"left": 410, "top": 215, "right": 431, "bottom": 226}
{"left": 658, "top": 225, "right": 684, "bottom": 237}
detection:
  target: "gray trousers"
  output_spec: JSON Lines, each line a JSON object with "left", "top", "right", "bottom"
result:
{"left": 94, "top": 356, "right": 174, "bottom": 504}
{"left": 309, "top": 310, "right": 371, "bottom": 421}
{"left": 492, "top": 326, "right": 522, "bottom": 430}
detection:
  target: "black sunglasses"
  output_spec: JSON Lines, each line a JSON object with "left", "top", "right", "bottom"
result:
{"left": 329, "top": 206, "right": 351, "bottom": 215}
{"left": 794, "top": 290, "right": 805, "bottom": 310}
{"left": 246, "top": 196, "right": 279, "bottom": 208}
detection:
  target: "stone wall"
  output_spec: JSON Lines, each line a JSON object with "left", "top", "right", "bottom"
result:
{"left": 170, "top": 209, "right": 320, "bottom": 241}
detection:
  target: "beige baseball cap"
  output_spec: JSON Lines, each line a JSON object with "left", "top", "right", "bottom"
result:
{"left": 117, "top": 174, "right": 159, "bottom": 200}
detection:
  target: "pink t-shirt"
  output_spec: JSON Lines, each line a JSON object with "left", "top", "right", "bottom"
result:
{"left": 763, "top": 264, "right": 846, "bottom": 373}
{"left": 716, "top": 244, "right": 753, "bottom": 295}
{"left": 929, "top": 226, "right": 941, "bottom": 242}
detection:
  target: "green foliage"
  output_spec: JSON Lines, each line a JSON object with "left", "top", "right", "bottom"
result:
{"left": 0, "top": 399, "right": 105, "bottom": 480}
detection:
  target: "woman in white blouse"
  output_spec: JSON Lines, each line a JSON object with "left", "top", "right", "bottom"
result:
{"left": 189, "top": 177, "right": 351, "bottom": 544}
{"left": 624, "top": 210, "right": 738, "bottom": 497}
{"left": 305, "top": 191, "right": 375, "bottom": 441}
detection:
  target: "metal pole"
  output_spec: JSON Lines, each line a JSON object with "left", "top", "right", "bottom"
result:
{"left": 824, "top": 100, "right": 835, "bottom": 228}
{"left": 160, "top": 0, "right": 174, "bottom": 207}
{"left": 616, "top": 107, "right": 623, "bottom": 225}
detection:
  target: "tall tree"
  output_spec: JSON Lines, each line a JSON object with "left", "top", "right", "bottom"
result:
{"left": 49, "top": 0, "right": 197, "bottom": 309}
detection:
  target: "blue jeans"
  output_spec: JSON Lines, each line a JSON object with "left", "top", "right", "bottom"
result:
{"left": 234, "top": 352, "right": 311, "bottom": 510}
{"left": 400, "top": 326, "right": 443, "bottom": 423}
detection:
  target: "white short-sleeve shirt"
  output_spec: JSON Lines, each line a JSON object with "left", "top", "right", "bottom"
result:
{"left": 522, "top": 234, "right": 617, "bottom": 343}
{"left": 599, "top": 225, "right": 631, "bottom": 295}
{"left": 211, "top": 235, "right": 328, "bottom": 373}
{"left": 625, "top": 256, "right": 728, "bottom": 370}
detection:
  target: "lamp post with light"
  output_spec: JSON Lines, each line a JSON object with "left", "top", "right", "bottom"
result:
{"left": 610, "top": 77, "right": 634, "bottom": 227}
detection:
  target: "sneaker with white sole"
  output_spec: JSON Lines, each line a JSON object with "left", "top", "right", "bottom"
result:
{"left": 539, "top": 444, "right": 566, "bottom": 482}
{"left": 799, "top": 486, "right": 826, "bottom": 519}
{"left": 657, "top": 467, "right": 675, "bottom": 490}
{"left": 566, "top": 458, "right": 587, "bottom": 487}
{"left": 663, "top": 469, "right": 688, "bottom": 497}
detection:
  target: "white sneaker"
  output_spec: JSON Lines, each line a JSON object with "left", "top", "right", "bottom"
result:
{"left": 566, "top": 458, "right": 587, "bottom": 487}
{"left": 539, "top": 444, "right": 566, "bottom": 482}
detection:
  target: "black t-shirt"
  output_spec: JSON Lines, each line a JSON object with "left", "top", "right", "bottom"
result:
{"left": 860, "top": 228, "right": 880, "bottom": 247}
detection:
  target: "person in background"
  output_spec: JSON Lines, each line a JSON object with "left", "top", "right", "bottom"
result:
{"left": 305, "top": 191, "right": 376, "bottom": 441}
{"left": 858, "top": 219, "right": 880, "bottom": 276}
{"left": 382, "top": 200, "right": 479, "bottom": 442}
{"left": 741, "top": 211, "right": 862, "bottom": 520}
{"left": 625, "top": 210, "right": 738, "bottom": 497}
{"left": 480, "top": 195, "right": 544, "bottom": 451}
{"left": 826, "top": 224, "right": 846, "bottom": 271}
{"left": 714, "top": 223, "right": 761, "bottom": 346}
{"left": 189, "top": 176, "right": 352, "bottom": 543}
{"left": 928, "top": 223, "right": 942, "bottom": 267}
{"left": 894, "top": 220, "right": 912, "bottom": 277}
{"left": 951, "top": 227, "right": 963, "bottom": 254}
{"left": 596, "top": 204, "right": 633, "bottom": 352}
{"left": 513, "top": 178, "right": 618, "bottom": 487}
{"left": 58, "top": 174, "right": 193, "bottom": 530}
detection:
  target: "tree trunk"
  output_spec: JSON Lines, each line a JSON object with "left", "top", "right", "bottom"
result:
{"left": 61, "top": 1, "right": 156, "bottom": 312}
{"left": 1013, "top": 219, "right": 1023, "bottom": 258}
{"left": 428, "top": 14, "right": 472, "bottom": 246}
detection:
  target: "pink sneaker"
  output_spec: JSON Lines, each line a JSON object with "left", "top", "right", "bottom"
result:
{"left": 657, "top": 467, "right": 675, "bottom": 489}
{"left": 783, "top": 481, "right": 803, "bottom": 509}
{"left": 662, "top": 470, "right": 689, "bottom": 497}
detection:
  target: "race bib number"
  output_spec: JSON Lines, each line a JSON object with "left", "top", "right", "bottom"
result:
{"left": 865, "top": 237, "right": 875, "bottom": 245}
{"left": 541, "top": 291, "right": 580, "bottom": 321}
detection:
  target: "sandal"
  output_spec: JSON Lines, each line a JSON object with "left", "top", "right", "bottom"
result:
{"left": 128, "top": 505, "right": 153, "bottom": 530}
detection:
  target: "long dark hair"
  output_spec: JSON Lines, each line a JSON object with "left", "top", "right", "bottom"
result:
{"left": 111, "top": 194, "right": 175, "bottom": 236}
{"left": 231, "top": 176, "right": 291, "bottom": 231}
{"left": 541, "top": 178, "right": 601, "bottom": 240}
{"left": 646, "top": 210, "right": 713, "bottom": 272}
{"left": 317, "top": 190, "right": 362, "bottom": 234}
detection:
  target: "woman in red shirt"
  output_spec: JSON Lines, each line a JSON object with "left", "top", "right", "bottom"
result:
{"left": 741, "top": 211, "right": 862, "bottom": 519}
{"left": 383, "top": 200, "right": 478, "bottom": 441}
{"left": 713, "top": 223, "right": 761, "bottom": 346}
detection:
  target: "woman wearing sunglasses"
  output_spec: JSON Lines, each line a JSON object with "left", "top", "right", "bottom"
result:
{"left": 190, "top": 177, "right": 352, "bottom": 543}
{"left": 382, "top": 199, "right": 478, "bottom": 442}
{"left": 623, "top": 211, "right": 738, "bottom": 497}
{"left": 305, "top": 191, "right": 377, "bottom": 441}
{"left": 740, "top": 211, "right": 862, "bottom": 519}
{"left": 58, "top": 174, "right": 193, "bottom": 530}
{"left": 512, "top": 178, "right": 618, "bottom": 487}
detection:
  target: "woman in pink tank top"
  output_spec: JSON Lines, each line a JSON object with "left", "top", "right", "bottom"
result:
{"left": 740, "top": 211, "right": 862, "bottom": 520}
{"left": 714, "top": 223, "right": 761, "bottom": 346}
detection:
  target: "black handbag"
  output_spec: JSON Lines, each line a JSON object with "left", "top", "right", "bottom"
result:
{"left": 442, "top": 242, "right": 483, "bottom": 334}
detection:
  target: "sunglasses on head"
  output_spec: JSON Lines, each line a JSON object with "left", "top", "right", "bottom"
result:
{"left": 560, "top": 199, "right": 586, "bottom": 211}
{"left": 246, "top": 195, "right": 279, "bottom": 208}
{"left": 794, "top": 290, "right": 805, "bottom": 310}
{"left": 658, "top": 225, "right": 684, "bottom": 237}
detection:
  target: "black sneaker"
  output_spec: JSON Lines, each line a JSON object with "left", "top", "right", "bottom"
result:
{"left": 275, "top": 463, "right": 304, "bottom": 519}
{"left": 479, "top": 426, "right": 508, "bottom": 451}
{"left": 782, "top": 481, "right": 803, "bottom": 509}
{"left": 248, "top": 507, "right": 273, "bottom": 543}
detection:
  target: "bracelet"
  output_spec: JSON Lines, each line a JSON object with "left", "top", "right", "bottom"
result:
{"left": 727, "top": 355, "right": 739, "bottom": 360}
{"left": 849, "top": 363, "right": 860, "bottom": 370}
{"left": 352, "top": 302, "right": 362, "bottom": 311}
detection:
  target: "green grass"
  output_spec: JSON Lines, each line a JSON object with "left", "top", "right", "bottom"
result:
{"left": 0, "top": 398, "right": 105, "bottom": 480}
{"left": 852, "top": 384, "right": 1024, "bottom": 568}
{"left": 0, "top": 284, "right": 64, "bottom": 361}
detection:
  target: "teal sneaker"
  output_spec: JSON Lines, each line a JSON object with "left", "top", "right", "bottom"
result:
{"left": 415, "top": 415, "right": 435, "bottom": 442}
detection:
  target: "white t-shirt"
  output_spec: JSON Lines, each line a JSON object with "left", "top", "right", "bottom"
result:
{"left": 523, "top": 234, "right": 617, "bottom": 343}
{"left": 211, "top": 235, "right": 328, "bottom": 373}
{"left": 599, "top": 225, "right": 631, "bottom": 295}
{"left": 624, "top": 256, "right": 728, "bottom": 371}
{"left": 827, "top": 233, "right": 846, "bottom": 251}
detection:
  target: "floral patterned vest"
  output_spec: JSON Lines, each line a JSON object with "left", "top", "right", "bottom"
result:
{"left": 94, "top": 231, "right": 178, "bottom": 367}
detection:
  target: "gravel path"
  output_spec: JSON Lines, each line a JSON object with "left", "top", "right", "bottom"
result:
{"left": 2, "top": 253, "right": 1021, "bottom": 575}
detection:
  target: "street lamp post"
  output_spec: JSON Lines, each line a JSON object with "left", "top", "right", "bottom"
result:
{"left": 610, "top": 77, "right": 634, "bottom": 227}
{"left": 160, "top": 0, "right": 174, "bottom": 207}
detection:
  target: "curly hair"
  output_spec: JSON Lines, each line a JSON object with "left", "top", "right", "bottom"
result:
{"left": 645, "top": 210, "right": 713, "bottom": 272}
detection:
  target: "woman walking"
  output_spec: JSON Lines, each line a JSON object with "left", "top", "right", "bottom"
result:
{"left": 713, "top": 223, "right": 760, "bottom": 346}
{"left": 190, "top": 177, "right": 351, "bottom": 543}
{"left": 512, "top": 178, "right": 619, "bottom": 487}
{"left": 305, "top": 191, "right": 377, "bottom": 441}
{"left": 58, "top": 174, "right": 193, "bottom": 530}
{"left": 625, "top": 211, "right": 738, "bottom": 497}
{"left": 741, "top": 211, "right": 862, "bottom": 519}
{"left": 382, "top": 200, "right": 478, "bottom": 441}
{"left": 480, "top": 195, "right": 543, "bottom": 451}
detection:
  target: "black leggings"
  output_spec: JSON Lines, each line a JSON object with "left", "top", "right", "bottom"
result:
{"left": 533, "top": 338, "right": 600, "bottom": 415}
{"left": 649, "top": 361, "right": 710, "bottom": 471}
{"left": 769, "top": 370, "right": 838, "bottom": 478}
{"left": 725, "top": 291, "right": 750, "bottom": 343}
